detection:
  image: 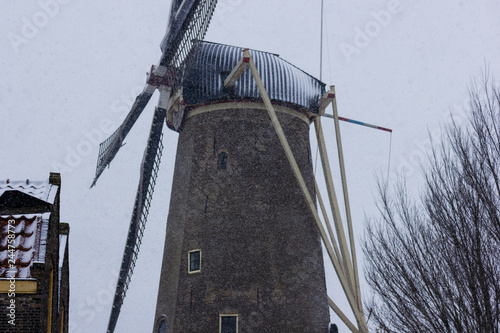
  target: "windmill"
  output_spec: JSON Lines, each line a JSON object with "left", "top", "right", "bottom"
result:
{"left": 91, "top": 1, "right": 387, "bottom": 332}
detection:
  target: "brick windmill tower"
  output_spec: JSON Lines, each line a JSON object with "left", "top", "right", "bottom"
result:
{"left": 92, "top": 1, "right": 368, "bottom": 332}
{"left": 152, "top": 42, "right": 330, "bottom": 332}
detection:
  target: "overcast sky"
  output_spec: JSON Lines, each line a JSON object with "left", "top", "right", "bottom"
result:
{"left": 1, "top": 0, "right": 499, "bottom": 332}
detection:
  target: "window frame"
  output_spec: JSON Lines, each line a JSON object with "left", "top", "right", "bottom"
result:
{"left": 217, "top": 151, "right": 228, "bottom": 170}
{"left": 219, "top": 314, "right": 239, "bottom": 333}
{"left": 188, "top": 249, "right": 202, "bottom": 274}
{"left": 156, "top": 315, "right": 167, "bottom": 333}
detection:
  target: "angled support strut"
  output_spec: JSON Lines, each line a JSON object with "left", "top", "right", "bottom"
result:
{"left": 229, "top": 49, "right": 368, "bottom": 333}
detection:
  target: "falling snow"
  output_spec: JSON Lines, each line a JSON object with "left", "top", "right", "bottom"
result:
{"left": 1, "top": 1, "right": 499, "bottom": 332}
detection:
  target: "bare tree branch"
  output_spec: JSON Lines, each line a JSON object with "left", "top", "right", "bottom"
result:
{"left": 364, "top": 77, "right": 500, "bottom": 333}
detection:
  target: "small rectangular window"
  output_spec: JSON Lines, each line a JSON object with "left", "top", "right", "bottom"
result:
{"left": 188, "top": 249, "right": 201, "bottom": 273}
{"left": 218, "top": 152, "right": 228, "bottom": 170}
{"left": 219, "top": 314, "right": 238, "bottom": 333}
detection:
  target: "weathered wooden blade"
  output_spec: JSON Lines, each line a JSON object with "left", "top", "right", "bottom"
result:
{"left": 92, "top": 0, "right": 217, "bottom": 188}
{"left": 106, "top": 106, "right": 166, "bottom": 333}
{"left": 91, "top": 83, "right": 156, "bottom": 187}
{"left": 105, "top": 1, "right": 219, "bottom": 328}
{"left": 159, "top": 0, "right": 218, "bottom": 90}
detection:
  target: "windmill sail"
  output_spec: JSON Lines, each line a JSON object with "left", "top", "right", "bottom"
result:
{"left": 91, "top": 85, "right": 156, "bottom": 187}
{"left": 102, "top": 1, "right": 219, "bottom": 331}
{"left": 160, "top": 0, "right": 218, "bottom": 90}
{"left": 106, "top": 107, "right": 166, "bottom": 333}
{"left": 160, "top": 0, "right": 201, "bottom": 59}
{"left": 91, "top": 0, "right": 218, "bottom": 188}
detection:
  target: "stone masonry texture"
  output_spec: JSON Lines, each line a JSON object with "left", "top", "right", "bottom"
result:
{"left": 154, "top": 105, "right": 330, "bottom": 332}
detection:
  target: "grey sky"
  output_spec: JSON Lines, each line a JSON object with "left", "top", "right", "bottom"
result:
{"left": 1, "top": 0, "right": 499, "bottom": 331}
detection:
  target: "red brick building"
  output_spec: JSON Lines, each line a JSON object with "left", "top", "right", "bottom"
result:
{"left": 0, "top": 173, "right": 69, "bottom": 333}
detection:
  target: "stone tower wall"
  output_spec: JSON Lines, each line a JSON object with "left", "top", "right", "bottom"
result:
{"left": 154, "top": 104, "right": 329, "bottom": 332}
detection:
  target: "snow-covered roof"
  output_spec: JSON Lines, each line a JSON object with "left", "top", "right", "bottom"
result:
{"left": 0, "top": 179, "right": 59, "bottom": 205}
{"left": 183, "top": 41, "right": 326, "bottom": 113}
{"left": 0, "top": 213, "right": 50, "bottom": 279}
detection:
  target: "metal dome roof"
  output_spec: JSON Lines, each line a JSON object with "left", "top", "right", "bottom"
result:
{"left": 182, "top": 41, "right": 326, "bottom": 113}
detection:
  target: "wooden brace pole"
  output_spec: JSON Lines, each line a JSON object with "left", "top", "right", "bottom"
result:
{"left": 315, "top": 180, "right": 343, "bottom": 268}
{"left": 244, "top": 53, "right": 364, "bottom": 327}
{"left": 330, "top": 86, "right": 364, "bottom": 315}
{"left": 315, "top": 117, "right": 368, "bottom": 332}
{"left": 328, "top": 296, "right": 360, "bottom": 333}
{"left": 224, "top": 49, "right": 250, "bottom": 88}
{"left": 314, "top": 117, "right": 357, "bottom": 296}
{"left": 318, "top": 88, "right": 336, "bottom": 116}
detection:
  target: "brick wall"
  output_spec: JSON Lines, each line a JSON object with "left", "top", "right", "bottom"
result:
{"left": 0, "top": 293, "right": 42, "bottom": 332}
{"left": 0, "top": 173, "right": 69, "bottom": 332}
{"left": 154, "top": 105, "right": 329, "bottom": 332}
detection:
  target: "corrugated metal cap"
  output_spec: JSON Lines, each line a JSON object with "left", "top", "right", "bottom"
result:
{"left": 183, "top": 41, "right": 326, "bottom": 113}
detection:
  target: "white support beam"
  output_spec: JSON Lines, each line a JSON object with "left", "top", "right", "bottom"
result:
{"left": 224, "top": 49, "right": 250, "bottom": 88}
{"left": 330, "top": 87, "right": 364, "bottom": 315}
{"left": 315, "top": 180, "right": 343, "bottom": 268}
{"left": 244, "top": 53, "right": 365, "bottom": 329}
{"left": 315, "top": 116, "right": 368, "bottom": 332}
{"left": 314, "top": 117, "right": 357, "bottom": 296}
{"left": 328, "top": 296, "right": 360, "bottom": 333}
{"left": 318, "top": 87, "right": 336, "bottom": 115}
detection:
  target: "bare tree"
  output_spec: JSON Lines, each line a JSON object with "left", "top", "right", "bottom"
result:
{"left": 364, "top": 77, "right": 500, "bottom": 333}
